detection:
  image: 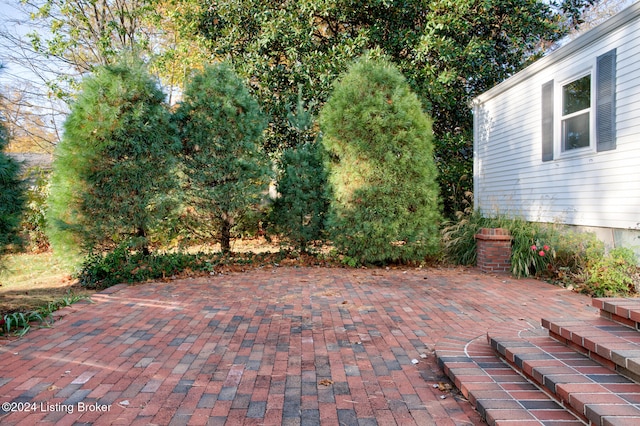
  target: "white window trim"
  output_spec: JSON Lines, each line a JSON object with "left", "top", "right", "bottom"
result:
{"left": 554, "top": 64, "right": 597, "bottom": 159}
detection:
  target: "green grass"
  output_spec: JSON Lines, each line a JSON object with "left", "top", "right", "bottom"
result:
{"left": 0, "top": 252, "right": 89, "bottom": 316}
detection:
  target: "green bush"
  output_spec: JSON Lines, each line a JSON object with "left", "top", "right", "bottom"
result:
{"left": 546, "top": 228, "right": 604, "bottom": 285}
{"left": 442, "top": 212, "right": 604, "bottom": 280}
{"left": 583, "top": 247, "right": 640, "bottom": 297}
{"left": 0, "top": 120, "right": 26, "bottom": 267}
{"left": 269, "top": 141, "right": 328, "bottom": 253}
{"left": 319, "top": 53, "right": 441, "bottom": 264}
{"left": 268, "top": 90, "right": 328, "bottom": 253}
{"left": 77, "top": 244, "right": 200, "bottom": 289}
{"left": 47, "top": 57, "right": 179, "bottom": 257}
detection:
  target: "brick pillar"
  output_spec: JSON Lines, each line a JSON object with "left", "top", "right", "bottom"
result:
{"left": 475, "top": 228, "right": 512, "bottom": 274}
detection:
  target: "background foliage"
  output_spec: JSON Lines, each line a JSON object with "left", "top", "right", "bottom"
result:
{"left": 194, "top": 0, "right": 595, "bottom": 217}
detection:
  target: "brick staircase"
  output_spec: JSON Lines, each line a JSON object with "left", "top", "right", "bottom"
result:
{"left": 436, "top": 298, "right": 640, "bottom": 425}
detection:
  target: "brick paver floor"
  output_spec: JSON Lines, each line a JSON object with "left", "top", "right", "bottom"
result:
{"left": 0, "top": 266, "right": 599, "bottom": 425}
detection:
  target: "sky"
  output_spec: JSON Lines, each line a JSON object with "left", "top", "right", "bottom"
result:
{"left": 0, "top": 0, "right": 38, "bottom": 84}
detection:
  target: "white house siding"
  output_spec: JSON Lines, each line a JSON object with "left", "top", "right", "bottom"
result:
{"left": 474, "top": 2, "right": 640, "bottom": 246}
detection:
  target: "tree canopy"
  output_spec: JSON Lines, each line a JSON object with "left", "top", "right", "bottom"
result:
{"left": 193, "top": 0, "right": 595, "bottom": 216}
{"left": 3, "top": 0, "right": 600, "bottom": 222}
{"left": 196, "top": 0, "right": 595, "bottom": 143}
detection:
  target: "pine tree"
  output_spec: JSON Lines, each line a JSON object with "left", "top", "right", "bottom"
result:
{"left": 175, "top": 63, "right": 271, "bottom": 253}
{"left": 47, "top": 58, "right": 179, "bottom": 257}
{"left": 0, "top": 119, "right": 25, "bottom": 266}
{"left": 269, "top": 90, "right": 328, "bottom": 252}
{"left": 319, "top": 54, "right": 442, "bottom": 264}
{"left": 270, "top": 142, "right": 328, "bottom": 253}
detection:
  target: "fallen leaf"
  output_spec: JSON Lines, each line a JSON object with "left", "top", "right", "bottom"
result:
{"left": 319, "top": 379, "right": 333, "bottom": 386}
{"left": 437, "top": 382, "right": 452, "bottom": 392}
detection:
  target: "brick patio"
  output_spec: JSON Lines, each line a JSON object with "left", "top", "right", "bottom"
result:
{"left": 0, "top": 267, "right": 598, "bottom": 425}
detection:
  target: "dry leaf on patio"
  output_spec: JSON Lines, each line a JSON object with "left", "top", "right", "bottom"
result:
{"left": 318, "top": 379, "right": 333, "bottom": 386}
{"left": 435, "top": 382, "right": 452, "bottom": 392}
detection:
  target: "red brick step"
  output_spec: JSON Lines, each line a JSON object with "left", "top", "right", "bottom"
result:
{"left": 436, "top": 329, "right": 584, "bottom": 425}
{"left": 489, "top": 327, "right": 640, "bottom": 425}
{"left": 592, "top": 297, "right": 640, "bottom": 330}
{"left": 542, "top": 316, "right": 640, "bottom": 383}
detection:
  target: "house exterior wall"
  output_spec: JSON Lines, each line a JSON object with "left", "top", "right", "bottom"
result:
{"left": 473, "top": 2, "right": 640, "bottom": 253}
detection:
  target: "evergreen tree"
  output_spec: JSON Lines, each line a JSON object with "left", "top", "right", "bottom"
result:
{"left": 0, "top": 118, "right": 25, "bottom": 267}
{"left": 270, "top": 142, "right": 328, "bottom": 253}
{"left": 320, "top": 54, "right": 441, "bottom": 264}
{"left": 269, "top": 91, "right": 328, "bottom": 252}
{"left": 47, "top": 58, "right": 179, "bottom": 257}
{"left": 175, "top": 63, "right": 271, "bottom": 253}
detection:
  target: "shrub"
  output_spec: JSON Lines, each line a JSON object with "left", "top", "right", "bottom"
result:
{"left": 546, "top": 228, "right": 604, "bottom": 285}
{"left": 269, "top": 141, "right": 328, "bottom": 252}
{"left": 319, "top": 53, "right": 441, "bottom": 264}
{"left": 268, "top": 90, "right": 328, "bottom": 253}
{"left": 0, "top": 120, "right": 26, "bottom": 267}
{"left": 47, "top": 57, "right": 179, "bottom": 257}
{"left": 76, "top": 243, "right": 199, "bottom": 289}
{"left": 174, "top": 63, "right": 271, "bottom": 253}
{"left": 583, "top": 247, "right": 640, "bottom": 297}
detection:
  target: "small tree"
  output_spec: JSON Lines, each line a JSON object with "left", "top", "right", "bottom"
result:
{"left": 175, "top": 63, "right": 271, "bottom": 253}
{"left": 319, "top": 54, "right": 442, "bottom": 264}
{"left": 270, "top": 142, "right": 328, "bottom": 253}
{"left": 0, "top": 119, "right": 25, "bottom": 267}
{"left": 268, "top": 91, "right": 328, "bottom": 252}
{"left": 47, "top": 58, "right": 179, "bottom": 257}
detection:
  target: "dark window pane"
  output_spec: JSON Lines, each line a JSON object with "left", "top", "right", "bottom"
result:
{"left": 563, "top": 75, "right": 591, "bottom": 115}
{"left": 562, "top": 112, "right": 590, "bottom": 150}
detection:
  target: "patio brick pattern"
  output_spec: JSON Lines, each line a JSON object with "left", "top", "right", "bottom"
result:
{"left": 0, "top": 267, "right": 598, "bottom": 425}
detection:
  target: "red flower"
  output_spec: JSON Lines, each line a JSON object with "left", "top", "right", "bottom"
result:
{"left": 543, "top": 245, "right": 550, "bottom": 251}
{"left": 531, "top": 245, "right": 537, "bottom": 251}
{"left": 539, "top": 250, "right": 545, "bottom": 257}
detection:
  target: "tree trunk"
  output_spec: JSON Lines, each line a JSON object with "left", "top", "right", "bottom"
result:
{"left": 220, "top": 220, "right": 232, "bottom": 253}
{"left": 137, "top": 227, "right": 150, "bottom": 256}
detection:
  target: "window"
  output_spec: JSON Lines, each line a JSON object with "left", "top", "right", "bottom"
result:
{"left": 562, "top": 74, "right": 591, "bottom": 151}
{"left": 541, "top": 49, "right": 616, "bottom": 162}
